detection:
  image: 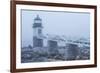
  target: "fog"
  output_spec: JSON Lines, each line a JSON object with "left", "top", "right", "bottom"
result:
{"left": 21, "top": 10, "right": 90, "bottom": 47}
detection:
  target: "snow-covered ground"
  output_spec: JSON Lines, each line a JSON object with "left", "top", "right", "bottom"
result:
{"left": 21, "top": 37, "right": 90, "bottom": 63}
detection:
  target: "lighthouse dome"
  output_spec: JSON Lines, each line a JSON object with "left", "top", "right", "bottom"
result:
{"left": 34, "top": 15, "right": 42, "bottom": 21}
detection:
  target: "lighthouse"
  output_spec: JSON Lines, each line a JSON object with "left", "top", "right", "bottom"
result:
{"left": 33, "top": 15, "right": 43, "bottom": 47}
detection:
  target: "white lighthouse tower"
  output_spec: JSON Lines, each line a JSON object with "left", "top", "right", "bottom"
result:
{"left": 33, "top": 15, "right": 43, "bottom": 47}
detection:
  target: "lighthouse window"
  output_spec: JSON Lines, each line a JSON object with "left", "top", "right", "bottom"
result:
{"left": 35, "top": 20, "right": 41, "bottom": 23}
{"left": 38, "top": 29, "right": 41, "bottom": 34}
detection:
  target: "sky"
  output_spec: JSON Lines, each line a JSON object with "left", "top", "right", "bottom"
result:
{"left": 21, "top": 9, "right": 90, "bottom": 47}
